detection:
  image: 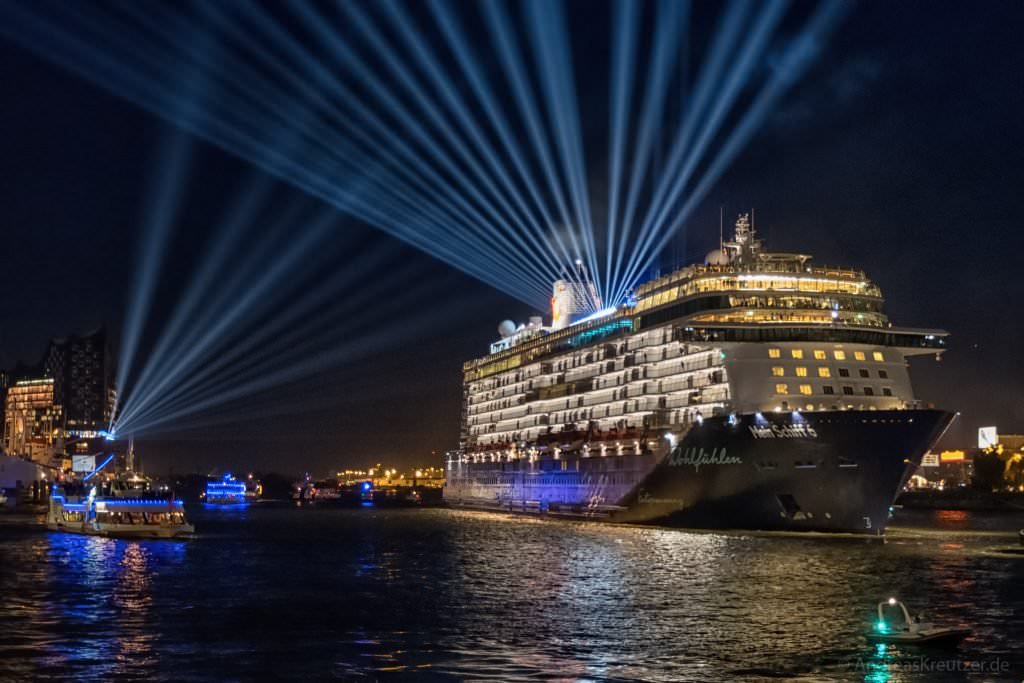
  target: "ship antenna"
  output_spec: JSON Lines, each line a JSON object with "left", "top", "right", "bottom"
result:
{"left": 751, "top": 207, "right": 756, "bottom": 238}
{"left": 719, "top": 206, "right": 724, "bottom": 251}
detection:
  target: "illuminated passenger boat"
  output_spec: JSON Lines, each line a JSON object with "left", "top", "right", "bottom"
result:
{"left": 204, "top": 473, "right": 248, "bottom": 505}
{"left": 48, "top": 485, "right": 194, "bottom": 539}
{"left": 446, "top": 214, "right": 954, "bottom": 534}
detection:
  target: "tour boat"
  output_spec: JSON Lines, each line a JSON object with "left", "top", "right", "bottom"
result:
{"left": 48, "top": 485, "right": 195, "bottom": 539}
{"left": 204, "top": 473, "right": 248, "bottom": 505}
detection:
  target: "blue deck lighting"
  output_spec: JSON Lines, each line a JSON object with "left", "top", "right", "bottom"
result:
{"left": 205, "top": 473, "right": 248, "bottom": 504}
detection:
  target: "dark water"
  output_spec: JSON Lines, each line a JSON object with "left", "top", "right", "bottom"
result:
{"left": 1, "top": 505, "right": 1022, "bottom": 682}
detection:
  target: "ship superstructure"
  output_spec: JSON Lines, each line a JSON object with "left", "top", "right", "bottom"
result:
{"left": 445, "top": 215, "right": 953, "bottom": 534}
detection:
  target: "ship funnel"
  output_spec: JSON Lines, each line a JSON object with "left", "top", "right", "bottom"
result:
{"left": 551, "top": 277, "right": 600, "bottom": 330}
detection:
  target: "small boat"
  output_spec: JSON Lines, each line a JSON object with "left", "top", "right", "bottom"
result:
{"left": 204, "top": 473, "right": 248, "bottom": 505}
{"left": 48, "top": 485, "right": 195, "bottom": 539}
{"left": 865, "top": 598, "right": 971, "bottom": 647}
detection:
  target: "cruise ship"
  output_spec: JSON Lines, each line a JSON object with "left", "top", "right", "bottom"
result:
{"left": 445, "top": 214, "right": 953, "bottom": 534}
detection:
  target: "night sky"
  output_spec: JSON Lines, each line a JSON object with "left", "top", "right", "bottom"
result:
{"left": 1, "top": 1, "right": 1022, "bottom": 476}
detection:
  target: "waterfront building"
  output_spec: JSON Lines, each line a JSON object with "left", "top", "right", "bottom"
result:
{"left": 2, "top": 327, "right": 117, "bottom": 467}
{"left": 2, "top": 378, "right": 59, "bottom": 463}
{"left": 446, "top": 215, "right": 953, "bottom": 534}
{"left": 43, "top": 327, "right": 117, "bottom": 433}
{"left": 914, "top": 450, "right": 974, "bottom": 489}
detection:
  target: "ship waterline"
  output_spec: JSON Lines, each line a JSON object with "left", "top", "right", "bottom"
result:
{"left": 447, "top": 214, "right": 951, "bottom": 534}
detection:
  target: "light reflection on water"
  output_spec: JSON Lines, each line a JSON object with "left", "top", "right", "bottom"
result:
{"left": 0, "top": 506, "right": 1021, "bottom": 681}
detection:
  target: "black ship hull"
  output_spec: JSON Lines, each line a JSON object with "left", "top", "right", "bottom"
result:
{"left": 612, "top": 409, "right": 954, "bottom": 534}
{"left": 447, "top": 409, "right": 954, "bottom": 535}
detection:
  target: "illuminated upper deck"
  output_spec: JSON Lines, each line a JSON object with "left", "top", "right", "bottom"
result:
{"left": 465, "top": 215, "right": 946, "bottom": 380}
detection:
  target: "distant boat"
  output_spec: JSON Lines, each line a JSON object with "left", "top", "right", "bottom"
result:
{"left": 204, "top": 473, "right": 248, "bottom": 505}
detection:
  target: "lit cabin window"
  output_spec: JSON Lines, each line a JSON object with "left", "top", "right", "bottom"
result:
{"left": 873, "top": 351, "right": 884, "bottom": 362}
{"left": 772, "top": 367, "right": 785, "bottom": 377}
{"left": 795, "top": 367, "right": 808, "bottom": 377}
{"left": 834, "top": 350, "right": 846, "bottom": 360}
{"left": 791, "top": 349, "right": 804, "bottom": 359}
{"left": 818, "top": 367, "right": 831, "bottom": 378}
{"left": 854, "top": 351, "right": 866, "bottom": 361}
{"left": 813, "top": 350, "right": 827, "bottom": 360}
{"left": 769, "top": 348, "right": 781, "bottom": 358}
{"left": 775, "top": 383, "right": 789, "bottom": 394}
{"left": 799, "top": 384, "right": 812, "bottom": 395}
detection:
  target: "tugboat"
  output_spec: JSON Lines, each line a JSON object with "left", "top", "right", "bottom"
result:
{"left": 47, "top": 484, "right": 195, "bottom": 539}
{"left": 865, "top": 598, "right": 971, "bottom": 647}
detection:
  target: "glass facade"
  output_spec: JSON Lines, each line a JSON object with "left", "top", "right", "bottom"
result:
{"left": 2, "top": 379, "right": 59, "bottom": 462}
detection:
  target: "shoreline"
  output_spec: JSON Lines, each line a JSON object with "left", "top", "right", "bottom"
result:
{"left": 896, "top": 490, "right": 1024, "bottom": 512}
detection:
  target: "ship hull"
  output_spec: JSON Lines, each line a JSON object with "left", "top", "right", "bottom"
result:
{"left": 46, "top": 521, "right": 195, "bottom": 539}
{"left": 446, "top": 409, "right": 954, "bottom": 535}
